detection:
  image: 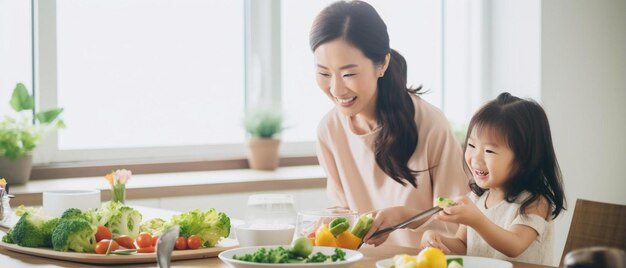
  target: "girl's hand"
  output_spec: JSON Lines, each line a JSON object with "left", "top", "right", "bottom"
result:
{"left": 435, "top": 195, "right": 485, "bottom": 228}
{"left": 420, "top": 230, "right": 451, "bottom": 254}
{"left": 362, "top": 206, "right": 409, "bottom": 247}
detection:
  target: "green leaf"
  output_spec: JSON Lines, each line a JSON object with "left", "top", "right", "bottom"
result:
{"left": 10, "top": 83, "right": 34, "bottom": 112}
{"left": 36, "top": 108, "right": 64, "bottom": 124}
{"left": 56, "top": 120, "right": 66, "bottom": 129}
{"left": 244, "top": 108, "right": 283, "bottom": 138}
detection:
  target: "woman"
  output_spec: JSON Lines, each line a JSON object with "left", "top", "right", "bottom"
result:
{"left": 310, "top": 0, "right": 469, "bottom": 247}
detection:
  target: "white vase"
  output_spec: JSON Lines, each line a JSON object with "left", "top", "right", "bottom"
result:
{"left": 0, "top": 154, "right": 33, "bottom": 185}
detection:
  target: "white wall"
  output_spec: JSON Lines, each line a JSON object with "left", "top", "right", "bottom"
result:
{"left": 488, "top": 0, "right": 626, "bottom": 265}
{"left": 489, "top": 0, "right": 541, "bottom": 100}
{"left": 541, "top": 0, "right": 626, "bottom": 264}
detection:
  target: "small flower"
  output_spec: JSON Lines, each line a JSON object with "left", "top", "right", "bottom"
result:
{"left": 105, "top": 172, "right": 115, "bottom": 187}
{"left": 115, "top": 169, "right": 132, "bottom": 185}
{"left": 0, "top": 178, "right": 6, "bottom": 189}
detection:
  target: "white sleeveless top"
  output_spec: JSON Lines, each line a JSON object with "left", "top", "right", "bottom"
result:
{"left": 467, "top": 191, "right": 553, "bottom": 266}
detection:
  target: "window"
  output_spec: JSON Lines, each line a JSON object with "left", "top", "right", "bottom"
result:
{"left": 36, "top": 0, "right": 245, "bottom": 163}
{"left": 56, "top": 0, "right": 245, "bottom": 150}
{"left": 0, "top": 0, "right": 32, "bottom": 116}
{"left": 25, "top": 0, "right": 482, "bottom": 165}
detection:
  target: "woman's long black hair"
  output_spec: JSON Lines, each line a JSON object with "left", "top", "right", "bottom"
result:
{"left": 464, "top": 92, "right": 566, "bottom": 219}
{"left": 310, "top": 0, "right": 425, "bottom": 187}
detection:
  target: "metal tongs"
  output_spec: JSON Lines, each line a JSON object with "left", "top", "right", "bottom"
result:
{"left": 356, "top": 206, "right": 443, "bottom": 250}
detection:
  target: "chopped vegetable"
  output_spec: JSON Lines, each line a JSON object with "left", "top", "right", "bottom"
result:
{"left": 163, "top": 208, "right": 230, "bottom": 248}
{"left": 335, "top": 231, "right": 361, "bottom": 250}
{"left": 98, "top": 201, "right": 143, "bottom": 239}
{"left": 232, "top": 246, "right": 346, "bottom": 263}
{"left": 328, "top": 217, "right": 350, "bottom": 236}
{"left": 95, "top": 225, "right": 112, "bottom": 242}
{"left": 140, "top": 218, "right": 166, "bottom": 236}
{"left": 115, "top": 235, "right": 136, "bottom": 249}
{"left": 350, "top": 213, "right": 374, "bottom": 239}
{"left": 51, "top": 219, "right": 97, "bottom": 253}
{"left": 14, "top": 205, "right": 41, "bottom": 217}
{"left": 110, "top": 249, "right": 137, "bottom": 255}
{"left": 435, "top": 197, "right": 455, "bottom": 208}
{"left": 314, "top": 224, "right": 337, "bottom": 247}
{"left": 447, "top": 257, "right": 464, "bottom": 268}
{"left": 291, "top": 237, "right": 313, "bottom": 258}
{"left": 11, "top": 211, "right": 59, "bottom": 248}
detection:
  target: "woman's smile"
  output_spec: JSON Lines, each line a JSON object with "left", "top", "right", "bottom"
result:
{"left": 335, "top": 96, "right": 357, "bottom": 107}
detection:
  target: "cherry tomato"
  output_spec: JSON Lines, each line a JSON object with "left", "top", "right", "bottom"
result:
{"left": 137, "top": 246, "right": 155, "bottom": 253}
{"left": 95, "top": 225, "right": 112, "bottom": 242}
{"left": 175, "top": 236, "right": 188, "bottom": 250}
{"left": 187, "top": 235, "right": 202, "bottom": 250}
{"left": 136, "top": 232, "right": 153, "bottom": 248}
{"left": 115, "top": 235, "right": 136, "bottom": 249}
{"left": 95, "top": 239, "right": 119, "bottom": 254}
{"left": 151, "top": 235, "right": 159, "bottom": 247}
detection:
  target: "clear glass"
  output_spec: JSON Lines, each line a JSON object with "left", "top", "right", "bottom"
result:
{"left": 295, "top": 208, "right": 358, "bottom": 238}
{"left": 0, "top": 195, "right": 12, "bottom": 225}
{"left": 245, "top": 194, "right": 296, "bottom": 228}
{"left": 56, "top": 0, "right": 245, "bottom": 150}
{"left": 281, "top": 0, "right": 442, "bottom": 142}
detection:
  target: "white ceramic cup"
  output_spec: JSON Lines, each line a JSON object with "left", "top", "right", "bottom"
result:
{"left": 235, "top": 224, "right": 295, "bottom": 247}
{"left": 42, "top": 189, "right": 101, "bottom": 217}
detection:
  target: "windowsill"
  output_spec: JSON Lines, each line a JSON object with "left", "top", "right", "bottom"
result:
{"left": 29, "top": 156, "right": 319, "bottom": 180}
{"left": 10, "top": 165, "right": 326, "bottom": 206}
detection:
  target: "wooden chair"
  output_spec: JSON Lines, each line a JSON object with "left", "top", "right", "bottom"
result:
{"left": 560, "top": 199, "right": 626, "bottom": 266}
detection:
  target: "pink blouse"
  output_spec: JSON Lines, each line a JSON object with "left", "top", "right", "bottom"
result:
{"left": 316, "top": 95, "right": 470, "bottom": 247}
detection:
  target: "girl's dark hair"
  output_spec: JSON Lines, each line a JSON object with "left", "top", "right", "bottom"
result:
{"left": 309, "top": 0, "right": 425, "bottom": 187}
{"left": 464, "top": 92, "right": 566, "bottom": 219}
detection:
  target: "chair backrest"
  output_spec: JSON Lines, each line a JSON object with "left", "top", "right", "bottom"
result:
{"left": 560, "top": 199, "right": 626, "bottom": 266}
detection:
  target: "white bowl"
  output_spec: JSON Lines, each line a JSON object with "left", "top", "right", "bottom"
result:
{"left": 42, "top": 189, "right": 101, "bottom": 217}
{"left": 375, "top": 255, "right": 512, "bottom": 268}
{"left": 235, "top": 224, "right": 295, "bottom": 247}
{"left": 219, "top": 245, "right": 363, "bottom": 268}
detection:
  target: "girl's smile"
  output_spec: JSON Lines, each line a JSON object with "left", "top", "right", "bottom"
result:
{"left": 465, "top": 127, "right": 516, "bottom": 190}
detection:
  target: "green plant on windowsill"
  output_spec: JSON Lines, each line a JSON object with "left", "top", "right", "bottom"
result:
{"left": 0, "top": 83, "right": 65, "bottom": 160}
{"left": 243, "top": 107, "right": 283, "bottom": 170}
{"left": 244, "top": 108, "right": 283, "bottom": 139}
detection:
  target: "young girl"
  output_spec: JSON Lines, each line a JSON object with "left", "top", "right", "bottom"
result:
{"left": 421, "top": 92, "right": 566, "bottom": 265}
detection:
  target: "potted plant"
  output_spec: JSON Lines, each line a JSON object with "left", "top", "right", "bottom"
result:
{"left": 244, "top": 107, "right": 283, "bottom": 170}
{"left": 0, "top": 83, "right": 64, "bottom": 184}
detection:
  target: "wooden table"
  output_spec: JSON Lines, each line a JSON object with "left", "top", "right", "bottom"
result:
{"left": 0, "top": 206, "right": 555, "bottom": 268}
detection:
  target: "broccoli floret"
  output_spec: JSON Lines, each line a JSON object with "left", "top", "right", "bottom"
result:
{"left": 51, "top": 219, "right": 97, "bottom": 253}
{"left": 10, "top": 212, "right": 51, "bottom": 247}
{"left": 93, "top": 201, "right": 143, "bottom": 239}
{"left": 105, "top": 206, "right": 142, "bottom": 239}
{"left": 42, "top": 218, "right": 61, "bottom": 247}
{"left": 2, "top": 230, "right": 14, "bottom": 244}
{"left": 14, "top": 205, "right": 41, "bottom": 217}
{"left": 140, "top": 218, "right": 166, "bottom": 236}
{"left": 60, "top": 208, "right": 98, "bottom": 227}
{"left": 61, "top": 208, "right": 87, "bottom": 220}
{"left": 165, "top": 208, "right": 231, "bottom": 247}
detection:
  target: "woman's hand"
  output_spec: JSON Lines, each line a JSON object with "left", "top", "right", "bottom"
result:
{"left": 435, "top": 195, "right": 485, "bottom": 228}
{"left": 361, "top": 206, "right": 413, "bottom": 247}
{"left": 420, "top": 230, "right": 451, "bottom": 254}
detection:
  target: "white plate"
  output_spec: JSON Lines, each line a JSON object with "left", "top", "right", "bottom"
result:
{"left": 219, "top": 246, "right": 363, "bottom": 268}
{"left": 375, "top": 255, "right": 512, "bottom": 268}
